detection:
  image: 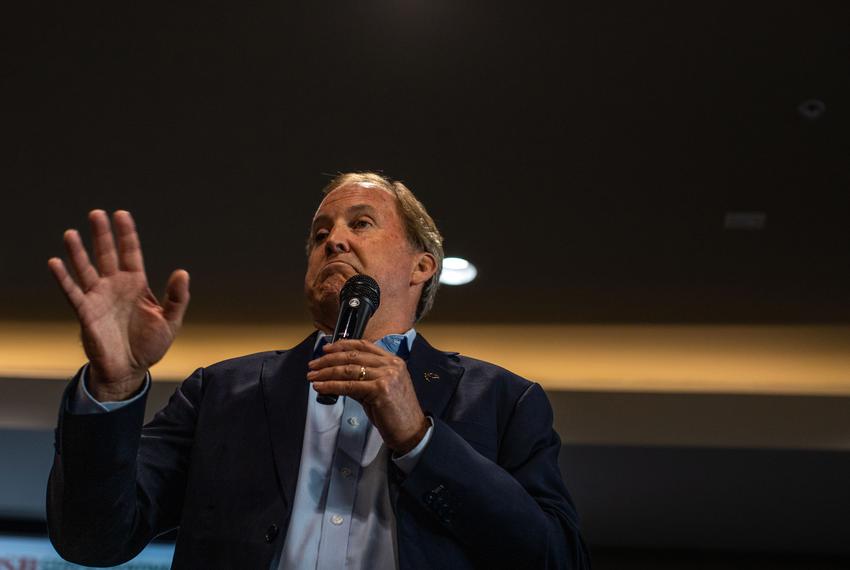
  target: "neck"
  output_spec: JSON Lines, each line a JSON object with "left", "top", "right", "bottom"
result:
{"left": 313, "top": 310, "right": 414, "bottom": 343}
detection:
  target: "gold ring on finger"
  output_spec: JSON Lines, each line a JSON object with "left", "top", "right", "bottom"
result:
{"left": 358, "top": 366, "right": 367, "bottom": 380}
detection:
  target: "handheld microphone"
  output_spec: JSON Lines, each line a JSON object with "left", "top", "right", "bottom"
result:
{"left": 316, "top": 274, "right": 381, "bottom": 405}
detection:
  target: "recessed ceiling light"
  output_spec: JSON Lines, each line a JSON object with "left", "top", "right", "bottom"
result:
{"left": 440, "top": 257, "right": 477, "bottom": 286}
{"left": 798, "top": 98, "right": 826, "bottom": 120}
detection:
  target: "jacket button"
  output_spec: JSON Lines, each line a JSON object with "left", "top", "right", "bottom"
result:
{"left": 265, "top": 523, "right": 279, "bottom": 543}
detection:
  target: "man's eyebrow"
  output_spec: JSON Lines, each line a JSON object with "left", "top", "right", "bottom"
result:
{"left": 311, "top": 213, "right": 331, "bottom": 231}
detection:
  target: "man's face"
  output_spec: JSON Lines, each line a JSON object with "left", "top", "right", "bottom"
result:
{"left": 304, "top": 182, "right": 419, "bottom": 327}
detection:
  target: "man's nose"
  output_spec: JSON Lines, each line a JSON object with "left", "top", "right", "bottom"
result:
{"left": 324, "top": 226, "right": 351, "bottom": 255}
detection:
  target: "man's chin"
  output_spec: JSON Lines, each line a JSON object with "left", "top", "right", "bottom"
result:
{"left": 318, "top": 273, "right": 348, "bottom": 297}
{"left": 307, "top": 278, "right": 345, "bottom": 320}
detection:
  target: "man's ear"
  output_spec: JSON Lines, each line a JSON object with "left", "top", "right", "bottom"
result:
{"left": 410, "top": 252, "right": 437, "bottom": 286}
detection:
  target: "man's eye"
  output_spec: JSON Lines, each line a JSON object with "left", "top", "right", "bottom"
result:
{"left": 314, "top": 230, "right": 329, "bottom": 242}
{"left": 352, "top": 219, "right": 372, "bottom": 230}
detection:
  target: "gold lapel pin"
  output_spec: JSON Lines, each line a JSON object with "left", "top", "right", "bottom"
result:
{"left": 423, "top": 372, "right": 440, "bottom": 382}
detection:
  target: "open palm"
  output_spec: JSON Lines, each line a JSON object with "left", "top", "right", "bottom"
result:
{"left": 48, "top": 210, "right": 190, "bottom": 401}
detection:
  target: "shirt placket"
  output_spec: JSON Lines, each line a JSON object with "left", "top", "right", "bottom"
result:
{"left": 316, "top": 395, "right": 370, "bottom": 570}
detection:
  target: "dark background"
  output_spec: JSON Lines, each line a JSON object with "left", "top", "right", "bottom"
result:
{"left": 4, "top": 0, "right": 849, "bottom": 325}
{"left": 3, "top": 3, "right": 850, "bottom": 567}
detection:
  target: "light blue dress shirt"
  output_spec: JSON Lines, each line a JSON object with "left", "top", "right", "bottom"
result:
{"left": 69, "top": 329, "right": 434, "bottom": 570}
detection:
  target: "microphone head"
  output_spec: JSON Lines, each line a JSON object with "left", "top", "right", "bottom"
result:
{"left": 340, "top": 274, "right": 381, "bottom": 310}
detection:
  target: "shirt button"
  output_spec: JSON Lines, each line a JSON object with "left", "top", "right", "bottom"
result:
{"left": 330, "top": 514, "right": 344, "bottom": 525}
{"left": 347, "top": 417, "right": 360, "bottom": 427}
{"left": 340, "top": 467, "right": 353, "bottom": 478}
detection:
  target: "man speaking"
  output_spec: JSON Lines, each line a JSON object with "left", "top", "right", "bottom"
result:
{"left": 46, "top": 172, "right": 590, "bottom": 569}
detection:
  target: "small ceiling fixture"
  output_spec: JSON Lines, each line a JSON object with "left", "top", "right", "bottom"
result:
{"left": 439, "top": 257, "right": 477, "bottom": 286}
{"left": 798, "top": 99, "right": 826, "bottom": 120}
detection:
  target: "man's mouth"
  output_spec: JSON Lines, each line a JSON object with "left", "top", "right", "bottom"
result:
{"left": 324, "top": 260, "right": 357, "bottom": 272}
{"left": 317, "top": 261, "right": 358, "bottom": 281}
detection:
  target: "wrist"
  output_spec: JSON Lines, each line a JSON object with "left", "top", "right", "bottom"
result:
{"left": 394, "top": 416, "right": 430, "bottom": 455}
{"left": 88, "top": 367, "right": 147, "bottom": 402}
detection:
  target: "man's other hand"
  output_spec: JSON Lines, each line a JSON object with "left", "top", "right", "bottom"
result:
{"left": 48, "top": 210, "right": 190, "bottom": 402}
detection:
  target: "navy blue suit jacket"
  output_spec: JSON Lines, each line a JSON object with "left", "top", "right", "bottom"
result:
{"left": 48, "top": 333, "right": 590, "bottom": 569}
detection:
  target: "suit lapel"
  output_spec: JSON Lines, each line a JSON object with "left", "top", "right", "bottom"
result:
{"left": 406, "top": 333, "right": 465, "bottom": 420}
{"left": 259, "top": 332, "right": 317, "bottom": 511}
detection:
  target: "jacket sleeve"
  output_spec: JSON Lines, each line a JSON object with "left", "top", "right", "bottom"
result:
{"left": 47, "top": 366, "right": 204, "bottom": 567}
{"left": 400, "top": 382, "right": 591, "bottom": 569}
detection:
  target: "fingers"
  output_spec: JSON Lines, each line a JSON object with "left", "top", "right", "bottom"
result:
{"left": 56, "top": 210, "right": 140, "bottom": 287}
{"left": 62, "top": 229, "right": 99, "bottom": 291}
{"left": 307, "top": 362, "right": 378, "bottom": 383}
{"left": 47, "top": 257, "right": 86, "bottom": 310}
{"left": 162, "top": 269, "right": 191, "bottom": 330}
{"left": 308, "top": 341, "right": 400, "bottom": 383}
{"left": 311, "top": 380, "right": 373, "bottom": 400}
{"left": 309, "top": 350, "right": 386, "bottom": 372}
{"left": 89, "top": 209, "right": 119, "bottom": 276}
{"left": 113, "top": 210, "right": 145, "bottom": 272}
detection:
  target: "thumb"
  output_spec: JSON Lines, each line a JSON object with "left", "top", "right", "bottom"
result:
{"left": 163, "top": 269, "right": 190, "bottom": 330}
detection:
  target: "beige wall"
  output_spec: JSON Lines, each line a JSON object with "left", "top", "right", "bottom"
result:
{"left": 3, "top": 321, "right": 849, "bottom": 396}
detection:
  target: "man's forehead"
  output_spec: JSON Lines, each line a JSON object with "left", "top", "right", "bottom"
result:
{"left": 313, "top": 182, "right": 395, "bottom": 216}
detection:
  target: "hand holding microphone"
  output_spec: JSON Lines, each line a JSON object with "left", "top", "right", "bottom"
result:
{"left": 308, "top": 274, "right": 428, "bottom": 453}
{"left": 316, "top": 274, "right": 381, "bottom": 405}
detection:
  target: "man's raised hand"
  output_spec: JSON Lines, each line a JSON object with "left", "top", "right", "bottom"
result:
{"left": 47, "top": 210, "right": 190, "bottom": 402}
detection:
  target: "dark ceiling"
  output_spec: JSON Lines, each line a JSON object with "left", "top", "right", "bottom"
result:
{"left": 3, "top": 0, "right": 849, "bottom": 324}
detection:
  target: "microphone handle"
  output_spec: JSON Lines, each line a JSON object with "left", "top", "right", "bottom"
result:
{"left": 316, "top": 299, "right": 376, "bottom": 405}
